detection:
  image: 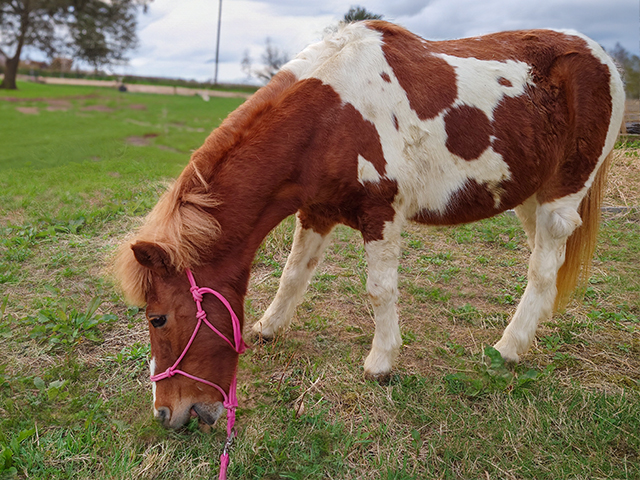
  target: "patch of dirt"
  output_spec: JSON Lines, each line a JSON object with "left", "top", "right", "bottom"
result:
{"left": 46, "top": 99, "right": 72, "bottom": 111}
{"left": 81, "top": 104, "right": 114, "bottom": 112}
{"left": 128, "top": 104, "right": 147, "bottom": 110}
{"left": 0, "top": 94, "right": 98, "bottom": 103}
{"left": 126, "top": 133, "right": 159, "bottom": 146}
{"left": 16, "top": 106, "right": 38, "bottom": 115}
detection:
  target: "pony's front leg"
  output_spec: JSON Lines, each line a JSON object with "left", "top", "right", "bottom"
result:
{"left": 252, "top": 214, "right": 334, "bottom": 339}
{"left": 363, "top": 220, "right": 404, "bottom": 381}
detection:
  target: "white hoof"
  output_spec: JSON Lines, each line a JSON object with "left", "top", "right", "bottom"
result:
{"left": 251, "top": 320, "right": 277, "bottom": 339}
{"left": 493, "top": 336, "right": 520, "bottom": 364}
{"left": 363, "top": 348, "right": 396, "bottom": 379}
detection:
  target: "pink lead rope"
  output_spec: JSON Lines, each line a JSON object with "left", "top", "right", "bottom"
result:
{"left": 150, "top": 269, "right": 246, "bottom": 480}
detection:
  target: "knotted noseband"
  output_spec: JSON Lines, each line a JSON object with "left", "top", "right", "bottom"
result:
{"left": 150, "top": 269, "right": 246, "bottom": 480}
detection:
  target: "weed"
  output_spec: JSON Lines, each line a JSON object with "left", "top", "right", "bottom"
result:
{"left": 448, "top": 303, "right": 479, "bottom": 324}
{"left": 26, "top": 297, "right": 117, "bottom": 351}
{"left": 444, "top": 346, "right": 548, "bottom": 397}
{"left": 0, "top": 428, "right": 36, "bottom": 476}
{"left": 111, "top": 342, "right": 150, "bottom": 366}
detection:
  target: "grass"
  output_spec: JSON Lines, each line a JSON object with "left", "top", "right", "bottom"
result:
{"left": 1, "top": 80, "right": 639, "bottom": 479}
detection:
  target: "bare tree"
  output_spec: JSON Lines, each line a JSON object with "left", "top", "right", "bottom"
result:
{"left": 241, "top": 38, "right": 290, "bottom": 84}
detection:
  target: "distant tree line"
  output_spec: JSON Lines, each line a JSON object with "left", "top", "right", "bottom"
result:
{"left": 609, "top": 43, "right": 639, "bottom": 99}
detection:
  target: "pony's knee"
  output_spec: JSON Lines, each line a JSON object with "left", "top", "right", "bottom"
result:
{"left": 367, "top": 277, "right": 398, "bottom": 308}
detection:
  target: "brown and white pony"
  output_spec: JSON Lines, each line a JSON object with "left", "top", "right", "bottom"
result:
{"left": 114, "top": 21, "right": 624, "bottom": 429}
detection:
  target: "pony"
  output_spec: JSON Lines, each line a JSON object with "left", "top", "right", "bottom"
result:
{"left": 114, "top": 21, "right": 624, "bottom": 430}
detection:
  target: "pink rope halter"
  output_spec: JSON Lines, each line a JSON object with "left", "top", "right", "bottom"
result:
{"left": 150, "top": 269, "right": 246, "bottom": 480}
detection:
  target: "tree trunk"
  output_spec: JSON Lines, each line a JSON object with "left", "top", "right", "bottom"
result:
{"left": 0, "top": 2, "right": 31, "bottom": 90}
{"left": 0, "top": 57, "right": 20, "bottom": 90}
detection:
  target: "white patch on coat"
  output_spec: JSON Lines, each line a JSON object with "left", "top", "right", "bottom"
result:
{"left": 433, "top": 54, "right": 533, "bottom": 121}
{"left": 357, "top": 155, "right": 382, "bottom": 184}
{"left": 494, "top": 197, "right": 583, "bottom": 361}
{"left": 150, "top": 357, "right": 157, "bottom": 413}
{"left": 283, "top": 23, "right": 525, "bottom": 218}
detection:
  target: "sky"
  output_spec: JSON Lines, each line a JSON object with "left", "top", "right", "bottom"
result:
{"left": 119, "top": 0, "right": 639, "bottom": 84}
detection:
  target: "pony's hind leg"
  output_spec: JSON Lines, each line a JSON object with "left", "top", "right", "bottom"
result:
{"left": 494, "top": 197, "right": 582, "bottom": 362}
{"left": 514, "top": 195, "right": 538, "bottom": 250}
{"left": 252, "top": 214, "right": 335, "bottom": 339}
{"left": 363, "top": 219, "right": 404, "bottom": 381}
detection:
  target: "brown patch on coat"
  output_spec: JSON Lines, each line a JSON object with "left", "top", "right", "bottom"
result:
{"left": 368, "top": 21, "right": 458, "bottom": 121}
{"left": 380, "top": 72, "right": 391, "bottom": 83}
{"left": 411, "top": 179, "right": 500, "bottom": 225}
{"left": 367, "top": 22, "right": 613, "bottom": 223}
{"left": 288, "top": 79, "right": 398, "bottom": 242}
{"left": 421, "top": 28, "right": 613, "bottom": 204}
{"left": 392, "top": 114, "right": 399, "bottom": 130}
{"left": 444, "top": 105, "right": 493, "bottom": 161}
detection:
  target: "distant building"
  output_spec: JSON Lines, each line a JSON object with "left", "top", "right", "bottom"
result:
{"left": 20, "top": 59, "right": 48, "bottom": 70}
{"left": 50, "top": 57, "right": 73, "bottom": 72}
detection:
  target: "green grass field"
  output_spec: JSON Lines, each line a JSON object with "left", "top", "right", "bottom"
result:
{"left": 1, "top": 81, "right": 638, "bottom": 479}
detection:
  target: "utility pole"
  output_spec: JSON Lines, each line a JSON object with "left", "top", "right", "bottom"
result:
{"left": 214, "top": 0, "right": 223, "bottom": 85}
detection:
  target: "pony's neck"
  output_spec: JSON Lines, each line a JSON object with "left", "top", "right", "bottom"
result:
{"left": 196, "top": 77, "right": 339, "bottom": 294}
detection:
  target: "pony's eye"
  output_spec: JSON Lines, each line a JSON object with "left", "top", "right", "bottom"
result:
{"left": 150, "top": 315, "right": 167, "bottom": 328}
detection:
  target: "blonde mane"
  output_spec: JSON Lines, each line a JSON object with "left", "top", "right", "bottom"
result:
{"left": 113, "top": 165, "right": 222, "bottom": 305}
{"left": 113, "top": 70, "right": 299, "bottom": 306}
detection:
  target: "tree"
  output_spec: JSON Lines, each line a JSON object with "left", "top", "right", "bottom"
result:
{"left": 609, "top": 43, "right": 639, "bottom": 99}
{"left": 0, "top": 0, "right": 151, "bottom": 90}
{"left": 241, "top": 38, "right": 290, "bottom": 84}
{"left": 343, "top": 5, "right": 383, "bottom": 23}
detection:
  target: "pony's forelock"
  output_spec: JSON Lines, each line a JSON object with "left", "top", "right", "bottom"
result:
{"left": 113, "top": 166, "right": 221, "bottom": 305}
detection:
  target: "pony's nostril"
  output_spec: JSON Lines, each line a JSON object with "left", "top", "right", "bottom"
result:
{"left": 155, "top": 406, "right": 171, "bottom": 422}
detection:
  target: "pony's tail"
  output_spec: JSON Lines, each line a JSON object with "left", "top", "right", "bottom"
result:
{"left": 554, "top": 151, "right": 613, "bottom": 312}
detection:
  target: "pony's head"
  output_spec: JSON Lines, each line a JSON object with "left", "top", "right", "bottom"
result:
{"left": 114, "top": 165, "right": 242, "bottom": 429}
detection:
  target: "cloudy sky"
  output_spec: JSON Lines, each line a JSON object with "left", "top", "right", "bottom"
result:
{"left": 122, "top": 0, "right": 639, "bottom": 84}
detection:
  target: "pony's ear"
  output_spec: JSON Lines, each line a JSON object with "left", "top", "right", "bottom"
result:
{"left": 131, "top": 241, "right": 173, "bottom": 276}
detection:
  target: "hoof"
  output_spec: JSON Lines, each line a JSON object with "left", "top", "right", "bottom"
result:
{"left": 493, "top": 339, "right": 520, "bottom": 364}
{"left": 364, "top": 371, "right": 392, "bottom": 385}
{"left": 251, "top": 321, "right": 277, "bottom": 342}
{"left": 249, "top": 329, "right": 274, "bottom": 345}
